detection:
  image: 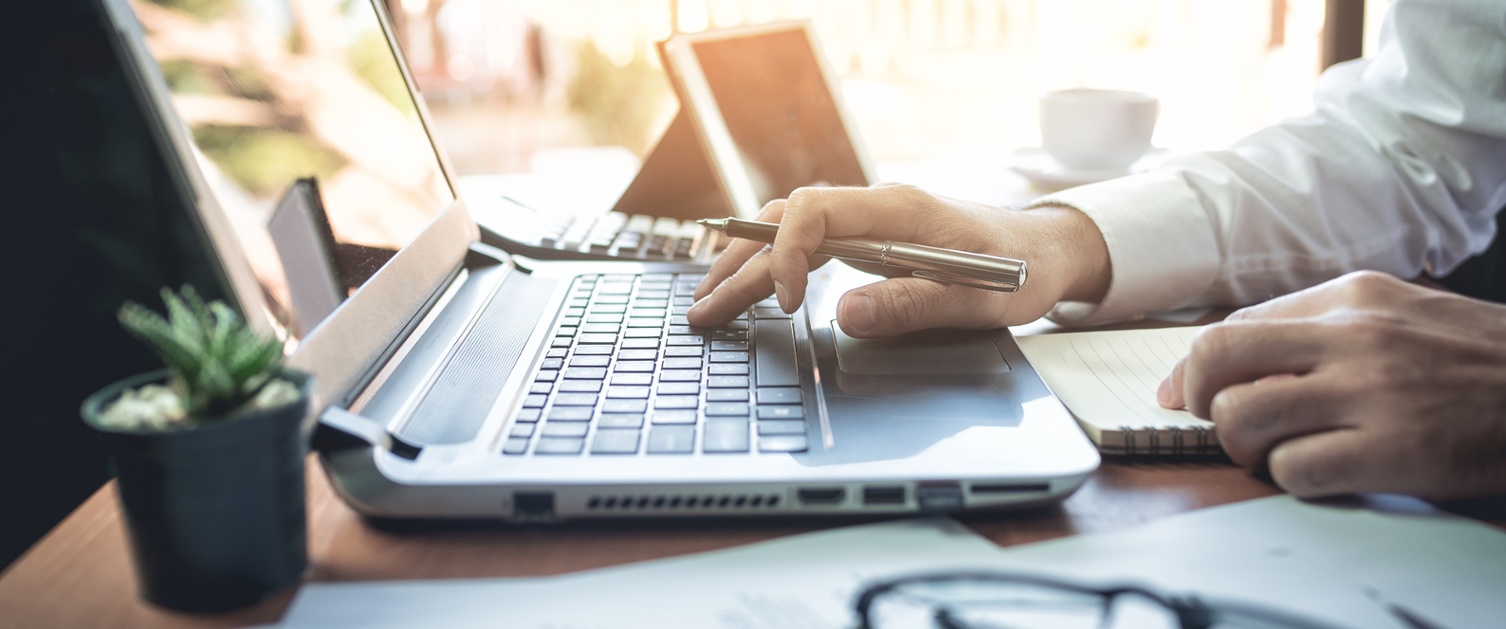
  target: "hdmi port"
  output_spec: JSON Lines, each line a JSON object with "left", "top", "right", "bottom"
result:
{"left": 797, "top": 487, "right": 846, "bottom": 505}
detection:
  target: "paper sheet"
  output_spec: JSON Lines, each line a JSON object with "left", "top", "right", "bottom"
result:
{"left": 280, "top": 518, "right": 1000, "bottom": 628}
{"left": 985, "top": 495, "right": 1506, "bottom": 629}
{"left": 1016, "top": 326, "right": 1212, "bottom": 450}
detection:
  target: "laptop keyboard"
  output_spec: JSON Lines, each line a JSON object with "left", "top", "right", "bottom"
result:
{"left": 537, "top": 212, "right": 708, "bottom": 260}
{"left": 502, "top": 273, "right": 809, "bottom": 456}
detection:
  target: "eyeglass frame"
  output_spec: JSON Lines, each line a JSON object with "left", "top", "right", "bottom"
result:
{"left": 851, "top": 569, "right": 1353, "bottom": 629}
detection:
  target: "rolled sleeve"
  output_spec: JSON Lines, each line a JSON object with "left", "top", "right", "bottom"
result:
{"left": 1027, "top": 170, "right": 1221, "bottom": 325}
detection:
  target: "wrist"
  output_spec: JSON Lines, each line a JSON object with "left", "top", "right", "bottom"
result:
{"left": 1028, "top": 203, "right": 1111, "bottom": 303}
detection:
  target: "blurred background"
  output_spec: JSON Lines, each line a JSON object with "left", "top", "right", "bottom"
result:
{"left": 386, "top": 0, "right": 1391, "bottom": 179}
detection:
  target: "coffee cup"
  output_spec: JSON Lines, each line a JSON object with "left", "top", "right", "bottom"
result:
{"left": 1038, "top": 88, "right": 1159, "bottom": 172}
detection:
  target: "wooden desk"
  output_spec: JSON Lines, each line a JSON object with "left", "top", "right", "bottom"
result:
{"left": 0, "top": 454, "right": 1268, "bottom": 629}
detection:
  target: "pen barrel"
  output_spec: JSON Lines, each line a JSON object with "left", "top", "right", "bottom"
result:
{"left": 882, "top": 242, "right": 1026, "bottom": 290}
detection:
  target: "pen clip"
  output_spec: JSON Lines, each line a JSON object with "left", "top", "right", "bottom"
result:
{"left": 910, "top": 270, "right": 1021, "bottom": 293}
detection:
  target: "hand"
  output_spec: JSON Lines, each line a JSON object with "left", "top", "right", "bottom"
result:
{"left": 1159, "top": 271, "right": 1506, "bottom": 501}
{"left": 686, "top": 184, "right": 1111, "bottom": 337}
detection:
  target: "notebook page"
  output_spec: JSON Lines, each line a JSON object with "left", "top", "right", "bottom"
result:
{"left": 1017, "top": 326, "right": 1216, "bottom": 454}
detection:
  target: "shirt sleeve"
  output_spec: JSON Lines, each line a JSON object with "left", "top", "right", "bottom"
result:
{"left": 1031, "top": 0, "right": 1506, "bottom": 326}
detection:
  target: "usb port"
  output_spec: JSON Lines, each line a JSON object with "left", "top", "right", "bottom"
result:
{"left": 863, "top": 486, "right": 906, "bottom": 505}
{"left": 796, "top": 487, "right": 846, "bottom": 505}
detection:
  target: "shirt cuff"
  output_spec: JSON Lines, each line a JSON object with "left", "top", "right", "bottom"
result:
{"left": 1026, "top": 170, "right": 1221, "bottom": 326}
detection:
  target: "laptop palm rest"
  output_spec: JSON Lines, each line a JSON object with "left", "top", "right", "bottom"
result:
{"left": 800, "top": 324, "right": 1031, "bottom": 465}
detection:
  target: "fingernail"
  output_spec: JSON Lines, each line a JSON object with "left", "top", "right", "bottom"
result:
{"left": 687, "top": 295, "right": 708, "bottom": 320}
{"left": 774, "top": 281, "right": 789, "bottom": 312}
{"left": 841, "top": 293, "right": 877, "bottom": 335}
{"left": 1156, "top": 378, "right": 1172, "bottom": 407}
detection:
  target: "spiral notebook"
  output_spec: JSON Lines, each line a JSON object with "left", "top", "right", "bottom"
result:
{"left": 1016, "top": 326, "right": 1217, "bottom": 455}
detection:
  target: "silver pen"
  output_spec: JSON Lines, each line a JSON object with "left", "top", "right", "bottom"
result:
{"left": 696, "top": 217, "right": 1026, "bottom": 292}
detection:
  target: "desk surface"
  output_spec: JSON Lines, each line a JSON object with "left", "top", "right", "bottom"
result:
{"left": 0, "top": 455, "right": 1274, "bottom": 629}
{"left": 6, "top": 450, "right": 1506, "bottom": 628}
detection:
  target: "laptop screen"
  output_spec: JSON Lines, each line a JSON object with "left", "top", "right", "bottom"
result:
{"left": 126, "top": 0, "right": 452, "bottom": 342}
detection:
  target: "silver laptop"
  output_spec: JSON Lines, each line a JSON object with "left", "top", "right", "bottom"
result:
{"left": 100, "top": 0, "right": 1098, "bottom": 521}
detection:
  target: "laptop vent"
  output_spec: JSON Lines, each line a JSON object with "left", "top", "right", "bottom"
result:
{"left": 585, "top": 494, "right": 783, "bottom": 511}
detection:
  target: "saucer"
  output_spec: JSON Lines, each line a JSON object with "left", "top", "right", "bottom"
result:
{"left": 1007, "top": 147, "right": 1169, "bottom": 191}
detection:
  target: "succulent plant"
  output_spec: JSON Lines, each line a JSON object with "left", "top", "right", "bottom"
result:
{"left": 116, "top": 285, "right": 286, "bottom": 421}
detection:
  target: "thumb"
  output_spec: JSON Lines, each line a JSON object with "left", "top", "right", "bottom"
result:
{"left": 836, "top": 277, "right": 1007, "bottom": 338}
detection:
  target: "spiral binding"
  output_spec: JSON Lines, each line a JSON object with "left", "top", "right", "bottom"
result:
{"left": 1117, "top": 425, "right": 1215, "bottom": 455}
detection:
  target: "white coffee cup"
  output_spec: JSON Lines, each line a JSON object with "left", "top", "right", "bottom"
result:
{"left": 1038, "top": 88, "right": 1159, "bottom": 172}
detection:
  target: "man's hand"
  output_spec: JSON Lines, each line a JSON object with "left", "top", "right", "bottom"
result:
{"left": 687, "top": 184, "right": 1111, "bottom": 337}
{"left": 1159, "top": 271, "right": 1506, "bottom": 501}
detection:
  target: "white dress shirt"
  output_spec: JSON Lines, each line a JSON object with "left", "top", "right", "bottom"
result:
{"left": 1033, "top": 0, "right": 1506, "bottom": 325}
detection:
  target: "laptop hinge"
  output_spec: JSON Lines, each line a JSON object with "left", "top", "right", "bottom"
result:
{"left": 314, "top": 407, "right": 422, "bottom": 461}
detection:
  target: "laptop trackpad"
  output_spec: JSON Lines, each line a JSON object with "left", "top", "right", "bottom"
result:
{"left": 832, "top": 323, "right": 1010, "bottom": 374}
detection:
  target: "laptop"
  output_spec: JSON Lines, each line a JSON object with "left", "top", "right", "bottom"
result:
{"left": 100, "top": 0, "right": 1099, "bottom": 521}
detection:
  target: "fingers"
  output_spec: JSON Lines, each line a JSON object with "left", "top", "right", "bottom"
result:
{"left": 1174, "top": 321, "right": 1329, "bottom": 417}
{"left": 1206, "top": 374, "right": 1348, "bottom": 468}
{"left": 694, "top": 200, "right": 787, "bottom": 301}
{"left": 768, "top": 186, "right": 944, "bottom": 314}
{"left": 686, "top": 247, "right": 778, "bottom": 327}
{"left": 1266, "top": 429, "right": 1403, "bottom": 498}
{"left": 835, "top": 277, "right": 1014, "bottom": 338}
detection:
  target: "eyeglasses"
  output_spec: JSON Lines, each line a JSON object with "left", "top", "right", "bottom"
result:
{"left": 852, "top": 570, "right": 1351, "bottom": 629}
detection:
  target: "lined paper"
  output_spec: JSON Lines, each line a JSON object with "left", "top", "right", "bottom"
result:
{"left": 1017, "top": 326, "right": 1216, "bottom": 454}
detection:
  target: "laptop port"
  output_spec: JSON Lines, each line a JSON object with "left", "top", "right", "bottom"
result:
{"left": 916, "top": 483, "right": 964, "bottom": 512}
{"left": 512, "top": 492, "right": 555, "bottom": 522}
{"left": 796, "top": 487, "right": 846, "bottom": 505}
{"left": 862, "top": 486, "right": 906, "bottom": 506}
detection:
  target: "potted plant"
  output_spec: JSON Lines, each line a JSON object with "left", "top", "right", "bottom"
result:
{"left": 79, "top": 286, "right": 314, "bottom": 612}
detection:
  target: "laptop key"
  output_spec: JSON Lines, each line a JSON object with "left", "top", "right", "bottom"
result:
{"left": 591, "top": 429, "right": 641, "bottom": 455}
{"left": 647, "top": 426, "right": 695, "bottom": 454}
{"left": 615, "top": 360, "right": 655, "bottom": 373}
{"left": 757, "top": 420, "right": 805, "bottom": 436}
{"left": 510, "top": 423, "right": 535, "bottom": 438}
{"left": 621, "top": 338, "right": 660, "bottom": 349}
{"left": 758, "top": 435, "right": 808, "bottom": 453}
{"left": 703, "top": 419, "right": 750, "bottom": 453}
{"left": 710, "top": 351, "right": 750, "bottom": 363}
{"left": 529, "top": 382, "right": 552, "bottom": 395}
{"left": 618, "top": 349, "right": 658, "bottom": 360}
{"left": 564, "top": 367, "right": 607, "bottom": 380}
{"left": 515, "top": 408, "right": 541, "bottom": 422}
{"left": 664, "top": 357, "right": 703, "bottom": 370}
{"left": 667, "top": 335, "right": 705, "bottom": 346}
{"left": 502, "top": 438, "right": 530, "bottom": 455}
{"left": 569, "top": 356, "right": 610, "bottom": 368}
{"left": 754, "top": 320, "right": 799, "bottom": 387}
{"left": 707, "top": 388, "right": 748, "bottom": 402}
{"left": 664, "top": 346, "right": 702, "bottom": 357}
{"left": 711, "top": 340, "right": 749, "bottom": 351}
{"left": 553, "top": 393, "right": 599, "bottom": 406}
{"left": 602, "top": 399, "right": 647, "bottom": 413}
{"left": 611, "top": 373, "right": 653, "bottom": 386}
{"left": 535, "top": 437, "right": 586, "bottom": 455}
{"left": 659, "top": 370, "right": 701, "bottom": 382}
{"left": 598, "top": 413, "right": 644, "bottom": 428}
{"left": 578, "top": 333, "right": 617, "bottom": 344}
{"left": 757, "top": 388, "right": 803, "bottom": 405}
{"left": 651, "top": 409, "right": 697, "bottom": 425}
{"left": 547, "top": 406, "right": 594, "bottom": 421}
{"left": 574, "top": 345, "right": 613, "bottom": 355}
{"left": 657, "top": 382, "right": 700, "bottom": 395}
{"left": 558, "top": 380, "right": 601, "bottom": 393}
{"left": 523, "top": 394, "right": 547, "bottom": 408}
{"left": 757, "top": 405, "right": 805, "bottom": 420}
{"left": 709, "top": 364, "right": 749, "bottom": 376}
{"left": 708, "top": 375, "right": 750, "bottom": 388}
{"left": 606, "top": 386, "right": 650, "bottom": 399}
{"left": 705, "top": 403, "right": 749, "bottom": 416}
{"left": 655, "top": 396, "right": 699, "bottom": 410}
{"left": 534, "top": 370, "right": 559, "bottom": 383}
{"left": 541, "top": 422, "right": 589, "bottom": 438}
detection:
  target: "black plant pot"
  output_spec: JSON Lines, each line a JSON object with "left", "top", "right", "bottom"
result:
{"left": 81, "top": 369, "right": 314, "bottom": 613}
